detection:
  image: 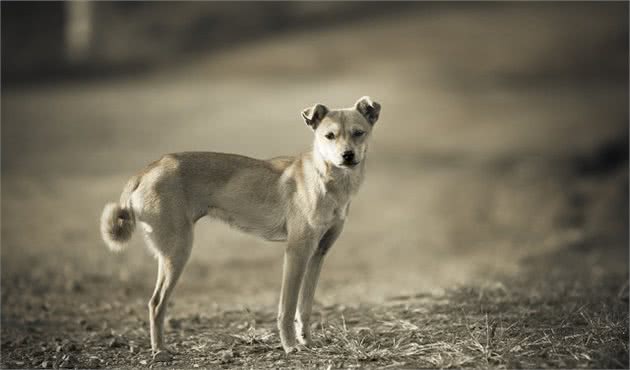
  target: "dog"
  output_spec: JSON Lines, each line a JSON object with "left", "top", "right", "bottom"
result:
{"left": 100, "top": 96, "right": 381, "bottom": 359}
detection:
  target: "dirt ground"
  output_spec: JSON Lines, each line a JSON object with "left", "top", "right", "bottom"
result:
{"left": 1, "top": 4, "right": 628, "bottom": 369}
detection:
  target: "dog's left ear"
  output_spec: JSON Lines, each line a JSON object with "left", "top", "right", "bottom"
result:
{"left": 301, "top": 103, "right": 329, "bottom": 130}
{"left": 355, "top": 96, "right": 381, "bottom": 125}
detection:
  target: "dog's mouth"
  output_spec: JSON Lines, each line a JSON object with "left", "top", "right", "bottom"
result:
{"left": 340, "top": 161, "right": 360, "bottom": 169}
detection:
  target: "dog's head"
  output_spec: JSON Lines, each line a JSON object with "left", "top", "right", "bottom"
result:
{"left": 302, "top": 96, "right": 381, "bottom": 170}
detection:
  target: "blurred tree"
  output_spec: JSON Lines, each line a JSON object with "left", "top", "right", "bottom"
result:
{"left": 64, "top": 1, "right": 93, "bottom": 63}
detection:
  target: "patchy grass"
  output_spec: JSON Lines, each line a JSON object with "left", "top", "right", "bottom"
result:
{"left": 2, "top": 255, "right": 627, "bottom": 369}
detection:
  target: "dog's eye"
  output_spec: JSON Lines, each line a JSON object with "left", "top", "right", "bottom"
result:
{"left": 352, "top": 130, "right": 365, "bottom": 138}
{"left": 325, "top": 132, "right": 335, "bottom": 140}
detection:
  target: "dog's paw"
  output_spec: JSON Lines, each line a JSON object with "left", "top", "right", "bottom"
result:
{"left": 281, "top": 340, "right": 296, "bottom": 354}
{"left": 152, "top": 349, "right": 173, "bottom": 362}
{"left": 283, "top": 343, "right": 307, "bottom": 354}
{"left": 279, "top": 327, "right": 298, "bottom": 354}
{"left": 297, "top": 333, "right": 313, "bottom": 347}
{"left": 295, "top": 320, "right": 313, "bottom": 346}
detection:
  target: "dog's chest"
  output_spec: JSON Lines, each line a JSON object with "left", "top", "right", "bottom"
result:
{"left": 304, "top": 182, "right": 352, "bottom": 228}
{"left": 310, "top": 197, "right": 347, "bottom": 226}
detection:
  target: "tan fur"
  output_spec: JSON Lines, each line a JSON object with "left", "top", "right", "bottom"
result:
{"left": 100, "top": 96, "right": 381, "bottom": 357}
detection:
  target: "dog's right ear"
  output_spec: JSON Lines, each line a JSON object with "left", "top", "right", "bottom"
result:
{"left": 301, "top": 104, "right": 328, "bottom": 130}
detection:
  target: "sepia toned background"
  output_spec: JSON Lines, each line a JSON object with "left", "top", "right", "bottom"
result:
{"left": 2, "top": 2, "right": 628, "bottom": 368}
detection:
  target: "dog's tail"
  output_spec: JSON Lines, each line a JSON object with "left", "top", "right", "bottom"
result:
{"left": 100, "top": 176, "right": 140, "bottom": 252}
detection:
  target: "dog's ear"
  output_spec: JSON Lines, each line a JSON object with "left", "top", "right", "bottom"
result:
{"left": 355, "top": 96, "right": 381, "bottom": 125}
{"left": 301, "top": 103, "right": 328, "bottom": 130}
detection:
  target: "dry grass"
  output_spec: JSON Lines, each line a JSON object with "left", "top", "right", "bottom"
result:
{"left": 2, "top": 263, "right": 626, "bottom": 369}
{"left": 157, "top": 271, "right": 627, "bottom": 369}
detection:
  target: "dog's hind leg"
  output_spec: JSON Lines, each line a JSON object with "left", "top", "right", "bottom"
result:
{"left": 145, "top": 221, "right": 193, "bottom": 361}
{"left": 148, "top": 259, "right": 166, "bottom": 352}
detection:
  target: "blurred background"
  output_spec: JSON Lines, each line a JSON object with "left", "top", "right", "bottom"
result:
{"left": 1, "top": 0, "right": 628, "bottom": 360}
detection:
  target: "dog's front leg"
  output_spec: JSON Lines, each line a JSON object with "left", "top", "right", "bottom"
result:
{"left": 296, "top": 221, "right": 344, "bottom": 346}
{"left": 277, "top": 229, "right": 316, "bottom": 353}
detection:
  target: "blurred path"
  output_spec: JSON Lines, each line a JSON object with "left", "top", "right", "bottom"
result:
{"left": 2, "top": 4, "right": 627, "bottom": 316}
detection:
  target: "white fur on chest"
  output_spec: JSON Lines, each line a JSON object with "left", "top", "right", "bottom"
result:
{"left": 306, "top": 195, "right": 349, "bottom": 228}
{"left": 292, "top": 165, "right": 360, "bottom": 229}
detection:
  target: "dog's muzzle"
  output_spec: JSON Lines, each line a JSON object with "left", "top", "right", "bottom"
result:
{"left": 341, "top": 150, "right": 359, "bottom": 167}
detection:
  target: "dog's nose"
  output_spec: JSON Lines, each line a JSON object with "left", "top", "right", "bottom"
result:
{"left": 342, "top": 151, "right": 355, "bottom": 162}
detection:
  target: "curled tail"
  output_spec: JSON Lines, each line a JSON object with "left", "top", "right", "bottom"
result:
{"left": 100, "top": 176, "right": 139, "bottom": 252}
